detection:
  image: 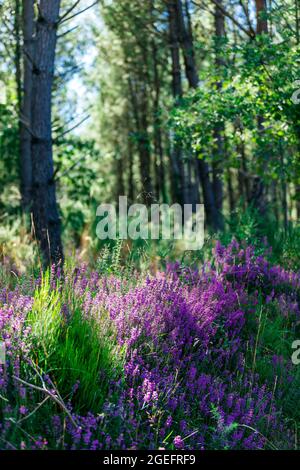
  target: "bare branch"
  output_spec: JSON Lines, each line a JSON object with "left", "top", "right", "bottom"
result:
{"left": 58, "top": 0, "right": 100, "bottom": 25}
{"left": 12, "top": 375, "right": 78, "bottom": 428}
{"left": 57, "top": 25, "right": 79, "bottom": 40}
{"left": 207, "top": 0, "right": 255, "bottom": 39}
{"left": 52, "top": 107, "right": 91, "bottom": 133}
{"left": 54, "top": 115, "right": 90, "bottom": 142}
{"left": 59, "top": 0, "right": 82, "bottom": 23}
{"left": 238, "top": 0, "right": 256, "bottom": 37}
{"left": 55, "top": 154, "right": 87, "bottom": 181}
{"left": 19, "top": 114, "right": 37, "bottom": 139}
{"left": 16, "top": 397, "right": 50, "bottom": 425}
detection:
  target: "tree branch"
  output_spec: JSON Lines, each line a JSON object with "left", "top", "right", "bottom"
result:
{"left": 58, "top": 0, "right": 100, "bottom": 25}
{"left": 13, "top": 375, "right": 78, "bottom": 428}
{"left": 206, "top": 0, "right": 255, "bottom": 39}
{"left": 54, "top": 114, "right": 90, "bottom": 142}
{"left": 59, "top": 0, "right": 82, "bottom": 23}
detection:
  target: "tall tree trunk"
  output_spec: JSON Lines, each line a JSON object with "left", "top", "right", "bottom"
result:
{"left": 175, "top": 0, "right": 196, "bottom": 207}
{"left": 255, "top": 0, "right": 268, "bottom": 34}
{"left": 176, "top": 0, "right": 198, "bottom": 88}
{"left": 295, "top": 185, "right": 300, "bottom": 221}
{"left": 128, "top": 76, "right": 153, "bottom": 206}
{"left": 152, "top": 40, "right": 166, "bottom": 203}
{"left": 167, "top": 0, "right": 186, "bottom": 206}
{"left": 212, "top": 0, "right": 225, "bottom": 230}
{"left": 235, "top": 121, "right": 250, "bottom": 205}
{"left": 251, "top": 0, "right": 269, "bottom": 215}
{"left": 115, "top": 150, "right": 125, "bottom": 204}
{"left": 20, "top": 0, "right": 34, "bottom": 211}
{"left": 31, "top": 0, "right": 63, "bottom": 267}
{"left": 280, "top": 143, "right": 288, "bottom": 232}
{"left": 197, "top": 159, "right": 219, "bottom": 228}
{"left": 127, "top": 128, "right": 135, "bottom": 205}
{"left": 227, "top": 168, "right": 235, "bottom": 213}
{"left": 174, "top": 0, "right": 220, "bottom": 229}
{"left": 139, "top": 91, "right": 154, "bottom": 205}
{"left": 271, "top": 180, "right": 279, "bottom": 223}
{"left": 14, "top": 0, "right": 22, "bottom": 114}
{"left": 296, "top": 0, "right": 300, "bottom": 44}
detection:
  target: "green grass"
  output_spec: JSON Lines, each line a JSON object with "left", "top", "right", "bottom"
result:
{"left": 26, "top": 271, "right": 125, "bottom": 413}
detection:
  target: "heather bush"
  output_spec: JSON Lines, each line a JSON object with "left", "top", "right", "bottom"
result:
{"left": 0, "top": 240, "right": 299, "bottom": 450}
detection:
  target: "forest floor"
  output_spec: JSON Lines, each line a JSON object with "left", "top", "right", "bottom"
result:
{"left": 0, "top": 219, "right": 300, "bottom": 450}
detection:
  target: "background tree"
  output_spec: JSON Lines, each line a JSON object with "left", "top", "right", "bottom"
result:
{"left": 31, "top": 0, "right": 63, "bottom": 266}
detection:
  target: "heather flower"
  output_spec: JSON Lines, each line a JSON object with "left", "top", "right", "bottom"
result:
{"left": 174, "top": 436, "right": 184, "bottom": 449}
{"left": 19, "top": 406, "right": 28, "bottom": 416}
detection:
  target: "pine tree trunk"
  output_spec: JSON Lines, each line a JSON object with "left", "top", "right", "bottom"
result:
{"left": 255, "top": 0, "right": 268, "bottom": 34}
{"left": 31, "top": 0, "right": 63, "bottom": 267}
{"left": 212, "top": 0, "right": 225, "bottom": 230}
{"left": 197, "top": 159, "right": 219, "bottom": 229}
{"left": 14, "top": 0, "right": 22, "bottom": 114}
{"left": 174, "top": 0, "right": 221, "bottom": 229}
{"left": 128, "top": 76, "right": 153, "bottom": 206}
{"left": 152, "top": 40, "right": 166, "bottom": 203}
{"left": 127, "top": 133, "right": 135, "bottom": 205}
{"left": 295, "top": 185, "right": 300, "bottom": 221}
{"left": 167, "top": 0, "right": 186, "bottom": 206}
{"left": 227, "top": 169, "right": 235, "bottom": 213}
{"left": 20, "top": 0, "right": 34, "bottom": 211}
{"left": 251, "top": 0, "right": 269, "bottom": 215}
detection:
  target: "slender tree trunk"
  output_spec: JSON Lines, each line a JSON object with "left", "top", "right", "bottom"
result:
{"left": 127, "top": 132, "right": 135, "bottom": 205}
{"left": 227, "top": 168, "right": 235, "bottom": 213}
{"left": 212, "top": 0, "right": 225, "bottom": 229}
{"left": 114, "top": 142, "right": 125, "bottom": 204}
{"left": 14, "top": 0, "right": 22, "bottom": 114}
{"left": 280, "top": 144, "right": 288, "bottom": 232}
{"left": 128, "top": 75, "right": 153, "bottom": 206}
{"left": 241, "top": 146, "right": 250, "bottom": 203}
{"left": 174, "top": 0, "right": 220, "bottom": 229}
{"left": 175, "top": 0, "right": 196, "bottom": 207}
{"left": 152, "top": 40, "right": 166, "bottom": 202}
{"left": 235, "top": 121, "right": 249, "bottom": 205}
{"left": 294, "top": 1, "right": 300, "bottom": 221}
{"left": 197, "top": 159, "right": 219, "bottom": 228}
{"left": 176, "top": 0, "right": 198, "bottom": 88}
{"left": 14, "top": 0, "right": 23, "bottom": 210}
{"left": 271, "top": 180, "right": 279, "bottom": 223}
{"left": 251, "top": 0, "right": 269, "bottom": 215}
{"left": 296, "top": 0, "right": 300, "bottom": 44}
{"left": 212, "top": 124, "right": 224, "bottom": 229}
{"left": 295, "top": 185, "right": 300, "bottom": 221}
{"left": 167, "top": 0, "right": 186, "bottom": 206}
{"left": 31, "top": 0, "right": 63, "bottom": 267}
{"left": 255, "top": 0, "right": 268, "bottom": 34}
{"left": 20, "top": 0, "right": 34, "bottom": 211}
{"left": 139, "top": 110, "right": 153, "bottom": 205}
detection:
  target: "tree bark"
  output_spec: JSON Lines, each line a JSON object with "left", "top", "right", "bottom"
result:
{"left": 152, "top": 40, "right": 166, "bottom": 203}
{"left": 174, "top": 0, "right": 220, "bottom": 229}
{"left": 227, "top": 168, "right": 235, "bottom": 213}
{"left": 31, "top": 0, "right": 64, "bottom": 267}
{"left": 255, "top": 0, "right": 268, "bottom": 35}
{"left": 127, "top": 133, "right": 135, "bottom": 205}
{"left": 295, "top": 185, "right": 300, "bottom": 221}
{"left": 14, "top": 0, "right": 22, "bottom": 114}
{"left": 251, "top": 0, "right": 269, "bottom": 215}
{"left": 167, "top": 0, "right": 186, "bottom": 206}
{"left": 115, "top": 150, "right": 125, "bottom": 204}
{"left": 212, "top": 0, "right": 225, "bottom": 230}
{"left": 128, "top": 75, "right": 153, "bottom": 206}
{"left": 20, "top": 0, "right": 34, "bottom": 211}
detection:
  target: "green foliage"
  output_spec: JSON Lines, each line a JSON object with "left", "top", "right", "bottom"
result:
{"left": 27, "top": 270, "right": 124, "bottom": 413}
